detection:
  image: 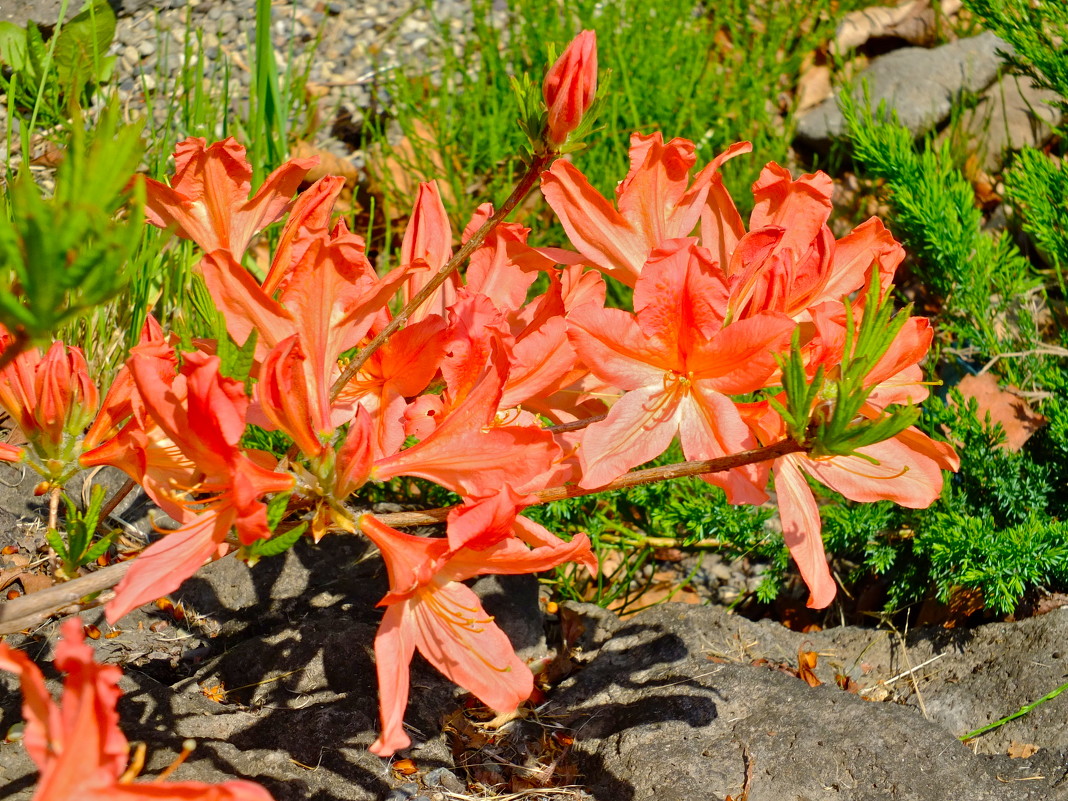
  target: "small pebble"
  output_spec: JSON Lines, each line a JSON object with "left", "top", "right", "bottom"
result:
{"left": 385, "top": 782, "right": 421, "bottom": 801}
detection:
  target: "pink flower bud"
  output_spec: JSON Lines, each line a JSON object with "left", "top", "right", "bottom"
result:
{"left": 542, "top": 30, "right": 597, "bottom": 146}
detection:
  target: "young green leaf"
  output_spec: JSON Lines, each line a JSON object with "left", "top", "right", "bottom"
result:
{"left": 242, "top": 522, "right": 308, "bottom": 566}
{"left": 45, "top": 527, "right": 70, "bottom": 562}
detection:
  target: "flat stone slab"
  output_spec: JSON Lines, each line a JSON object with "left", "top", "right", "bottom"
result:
{"left": 552, "top": 603, "right": 1068, "bottom": 800}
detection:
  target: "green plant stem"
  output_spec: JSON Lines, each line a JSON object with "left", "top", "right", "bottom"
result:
{"left": 328, "top": 148, "right": 556, "bottom": 402}
{"left": 959, "top": 679, "right": 1068, "bottom": 741}
{"left": 25, "top": 0, "right": 71, "bottom": 142}
{"left": 597, "top": 533, "right": 725, "bottom": 549}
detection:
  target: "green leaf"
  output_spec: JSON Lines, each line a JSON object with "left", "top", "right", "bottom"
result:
{"left": 24, "top": 21, "right": 48, "bottom": 84}
{"left": 771, "top": 328, "right": 824, "bottom": 443}
{"left": 82, "top": 529, "right": 120, "bottom": 564}
{"left": 0, "top": 22, "right": 28, "bottom": 72}
{"left": 0, "top": 104, "right": 144, "bottom": 343}
{"left": 45, "top": 527, "right": 70, "bottom": 562}
{"left": 242, "top": 522, "right": 308, "bottom": 565}
{"left": 807, "top": 271, "right": 920, "bottom": 458}
{"left": 265, "top": 491, "right": 291, "bottom": 531}
{"left": 61, "top": 492, "right": 90, "bottom": 561}
{"left": 52, "top": 0, "right": 116, "bottom": 91}
{"left": 218, "top": 327, "right": 258, "bottom": 387}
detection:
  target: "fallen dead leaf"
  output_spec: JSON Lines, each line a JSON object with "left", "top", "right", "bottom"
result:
{"left": 29, "top": 140, "right": 65, "bottom": 168}
{"left": 796, "top": 63, "right": 833, "bottom": 113}
{"left": 835, "top": 672, "right": 862, "bottom": 693}
{"left": 798, "top": 648, "right": 823, "bottom": 688}
{"left": 391, "top": 758, "right": 419, "bottom": 776}
{"left": 558, "top": 605, "right": 587, "bottom": 651}
{"left": 1007, "top": 741, "right": 1039, "bottom": 759}
{"left": 956, "top": 372, "right": 1046, "bottom": 452}
{"left": 364, "top": 117, "right": 456, "bottom": 210}
{"left": 652, "top": 547, "right": 684, "bottom": 562}
{"left": 291, "top": 140, "right": 360, "bottom": 187}
{"left": 918, "top": 585, "right": 985, "bottom": 628}
{"left": 0, "top": 569, "right": 53, "bottom": 595}
{"left": 1025, "top": 592, "right": 1068, "bottom": 618}
{"left": 833, "top": 0, "right": 963, "bottom": 54}
{"left": 862, "top": 684, "right": 891, "bottom": 702}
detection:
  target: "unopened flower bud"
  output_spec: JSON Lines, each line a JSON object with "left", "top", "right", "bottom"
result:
{"left": 542, "top": 30, "right": 597, "bottom": 146}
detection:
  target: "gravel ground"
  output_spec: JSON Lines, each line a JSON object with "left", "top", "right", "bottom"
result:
{"left": 1, "top": 0, "right": 506, "bottom": 164}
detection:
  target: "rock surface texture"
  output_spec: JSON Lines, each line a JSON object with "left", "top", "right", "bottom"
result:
{"left": 553, "top": 603, "right": 1068, "bottom": 800}
{"left": 797, "top": 32, "right": 1007, "bottom": 148}
{"left": 4, "top": 534, "right": 1068, "bottom": 799}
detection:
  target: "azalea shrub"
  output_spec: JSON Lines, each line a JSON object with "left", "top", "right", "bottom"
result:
{"left": 0, "top": 29, "right": 959, "bottom": 791}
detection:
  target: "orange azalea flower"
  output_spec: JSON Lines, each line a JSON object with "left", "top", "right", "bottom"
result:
{"left": 398, "top": 181, "right": 459, "bottom": 322}
{"left": 81, "top": 351, "right": 293, "bottom": 622}
{"left": 701, "top": 162, "right": 905, "bottom": 323}
{"left": 542, "top": 30, "right": 598, "bottom": 145}
{"left": 743, "top": 303, "right": 960, "bottom": 609}
{"left": 359, "top": 514, "right": 594, "bottom": 757}
{"left": 372, "top": 353, "right": 561, "bottom": 518}
{"left": 567, "top": 238, "right": 793, "bottom": 500}
{"left": 541, "top": 134, "right": 750, "bottom": 286}
{"left": 0, "top": 441, "right": 21, "bottom": 462}
{"left": 0, "top": 618, "right": 274, "bottom": 801}
{"left": 142, "top": 137, "right": 315, "bottom": 259}
{"left": 197, "top": 176, "right": 413, "bottom": 442}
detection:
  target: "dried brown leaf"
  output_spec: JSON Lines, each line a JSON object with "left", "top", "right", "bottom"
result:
{"left": 291, "top": 140, "right": 361, "bottom": 186}
{"left": 833, "top": 0, "right": 963, "bottom": 54}
{"left": 0, "top": 570, "right": 53, "bottom": 595}
{"left": 1007, "top": 741, "right": 1039, "bottom": 759}
{"left": 364, "top": 117, "right": 455, "bottom": 211}
{"left": 956, "top": 373, "right": 1046, "bottom": 452}
{"left": 798, "top": 648, "right": 823, "bottom": 688}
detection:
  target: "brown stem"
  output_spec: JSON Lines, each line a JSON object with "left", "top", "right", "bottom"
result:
{"left": 0, "top": 439, "right": 802, "bottom": 635}
{"left": 328, "top": 149, "right": 556, "bottom": 403}
{"left": 544, "top": 413, "right": 607, "bottom": 434}
{"left": 46, "top": 485, "right": 61, "bottom": 574}
{"left": 98, "top": 478, "right": 136, "bottom": 523}
{"left": 0, "top": 559, "right": 131, "bottom": 634}
{"left": 48, "top": 485, "right": 61, "bottom": 531}
{"left": 369, "top": 438, "right": 805, "bottom": 526}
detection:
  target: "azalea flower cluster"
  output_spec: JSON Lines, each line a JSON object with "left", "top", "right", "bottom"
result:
{"left": 0, "top": 29, "right": 957, "bottom": 791}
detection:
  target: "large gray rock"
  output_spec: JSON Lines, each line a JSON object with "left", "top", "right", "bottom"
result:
{"left": 7, "top": 538, "right": 1068, "bottom": 799}
{"left": 0, "top": 531, "right": 545, "bottom": 800}
{"left": 797, "top": 32, "right": 1008, "bottom": 149}
{"left": 551, "top": 604, "right": 1068, "bottom": 800}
